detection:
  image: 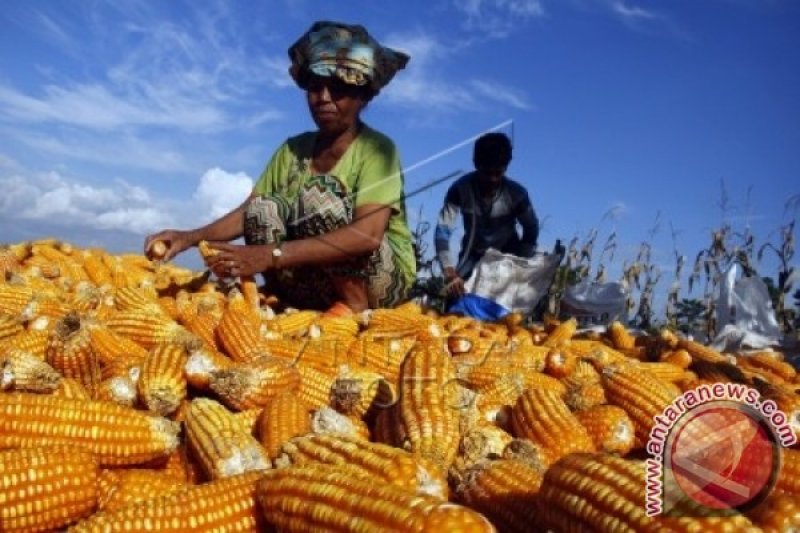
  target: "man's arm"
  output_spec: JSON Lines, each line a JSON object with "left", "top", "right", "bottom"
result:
{"left": 516, "top": 191, "right": 539, "bottom": 258}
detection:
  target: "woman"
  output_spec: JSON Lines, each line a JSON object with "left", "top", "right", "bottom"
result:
{"left": 145, "top": 21, "right": 415, "bottom": 314}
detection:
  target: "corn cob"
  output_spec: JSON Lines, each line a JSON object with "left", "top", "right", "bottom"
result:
{"left": 346, "top": 335, "right": 413, "bottom": 380}
{"left": 184, "top": 397, "right": 271, "bottom": 479}
{"left": 0, "top": 315, "right": 25, "bottom": 342}
{"left": 678, "top": 337, "right": 732, "bottom": 364}
{"left": 184, "top": 345, "right": 233, "bottom": 390}
{"left": 146, "top": 239, "right": 169, "bottom": 260}
{"left": 658, "top": 348, "right": 693, "bottom": 369}
{"left": 475, "top": 373, "right": 527, "bottom": 416}
{"left": 364, "top": 307, "right": 443, "bottom": 340}
{"left": 602, "top": 363, "right": 680, "bottom": 448}
{"left": 70, "top": 471, "right": 263, "bottom": 532}
{"left": 105, "top": 309, "right": 200, "bottom": 351}
{"left": 81, "top": 250, "right": 113, "bottom": 287}
{"left": 397, "top": 342, "right": 462, "bottom": 468}
{"left": 95, "top": 374, "right": 138, "bottom": 407}
{"left": 275, "top": 432, "right": 448, "bottom": 498}
{"left": 296, "top": 364, "right": 338, "bottom": 410}
{"left": 541, "top": 317, "right": 577, "bottom": 347}
{"left": 257, "top": 391, "right": 312, "bottom": 459}
{"left": 635, "top": 361, "right": 688, "bottom": 383}
{"left": 0, "top": 247, "right": 22, "bottom": 279}
{"left": 371, "top": 404, "right": 407, "bottom": 447}
{"left": 310, "top": 406, "right": 371, "bottom": 440}
{"left": 255, "top": 464, "right": 496, "bottom": 532}
{"left": 454, "top": 424, "right": 514, "bottom": 472}
{"left": 575, "top": 404, "right": 635, "bottom": 455}
{"left": 28, "top": 295, "right": 71, "bottom": 321}
{"left": 544, "top": 344, "right": 578, "bottom": 378}
{"left": 456, "top": 348, "right": 550, "bottom": 389}
{"left": 607, "top": 320, "right": 637, "bottom": 349}
{"left": 0, "top": 284, "right": 35, "bottom": 319}
{"left": 454, "top": 458, "right": 544, "bottom": 532}
{"left": 113, "top": 285, "right": 159, "bottom": 311}
{"left": 264, "top": 309, "right": 320, "bottom": 338}
{"left": 179, "top": 310, "right": 219, "bottom": 350}
{"left": 564, "top": 381, "right": 607, "bottom": 411}
{"left": 216, "top": 304, "right": 268, "bottom": 362}
{"left": 197, "top": 239, "right": 219, "bottom": 259}
{"left": 0, "top": 348, "right": 61, "bottom": 392}
{"left": 0, "top": 392, "right": 179, "bottom": 465}
{"left": 209, "top": 355, "right": 301, "bottom": 411}
{"left": 97, "top": 469, "right": 187, "bottom": 512}
{"left": 87, "top": 323, "right": 149, "bottom": 367}
{"left": 330, "top": 365, "right": 396, "bottom": 417}
{"left": 0, "top": 446, "right": 99, "bottom": 532}
{"left": 45, "top": 312, "right": 100, "bottom": 395}
{"left": 138, "top": 343, "right": 188, "bottom": 416}
{"left": 746, "top": 492, "right": 800, "bottom": 532}
{"left": 511, "top": 387, "right": 595, "bottom": 463}
{"left": 53, "top": 376, "right": 92, "bottom": 399}
{"left": 740, "top": 351, "right": 797, "bottom": 383}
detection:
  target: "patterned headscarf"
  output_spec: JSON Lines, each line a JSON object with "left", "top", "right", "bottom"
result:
{"left": 288, "top": 21, "right": 410, "bottom": 94}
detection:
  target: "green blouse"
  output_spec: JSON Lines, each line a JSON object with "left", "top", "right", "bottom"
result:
{"left": 253, "top": 124, "right": 416, "bottom": 286}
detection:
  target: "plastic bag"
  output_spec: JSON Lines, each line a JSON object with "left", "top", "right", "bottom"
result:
{"left": 560, "top": 279, "right": 628, "bottom": 328}
{"left": 711, "top": 263, "right": 782, "bottom": 351}
{"left": 454, "top": 248, "right": 561, "bottom": 316}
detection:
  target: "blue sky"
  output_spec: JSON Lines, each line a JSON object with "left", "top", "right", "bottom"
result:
{"left": 1, "top": 0, "right": 798, "bottom": 315}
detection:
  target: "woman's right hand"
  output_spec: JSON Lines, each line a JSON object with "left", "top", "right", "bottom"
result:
{"left": 144, "top": 230, "right": 196, "bottom": 261}
{"left": 443, "top": 266, "right": 466, "bottom": 297}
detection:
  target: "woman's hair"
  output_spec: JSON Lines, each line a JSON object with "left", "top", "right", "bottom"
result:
{"left": 473, "top": 132, "right": 512, "bottom": 168}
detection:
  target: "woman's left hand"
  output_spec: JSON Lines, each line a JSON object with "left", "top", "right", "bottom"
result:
{"left": 203, "top": 242, "right": 276, "bottom": 278}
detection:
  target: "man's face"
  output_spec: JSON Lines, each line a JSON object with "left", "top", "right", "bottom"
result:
{"left": 476, "top": 165, "right": 507, "bottom": 188}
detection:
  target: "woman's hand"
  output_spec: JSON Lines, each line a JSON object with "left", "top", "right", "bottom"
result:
{"left": 144, "top": 230, "right": 197, "bottom": 261}
{"left": 443, "top": 266, "right": 466, "bottom": 297}
{"left": 202, "top": 242, "right": 275, "bottom": 278}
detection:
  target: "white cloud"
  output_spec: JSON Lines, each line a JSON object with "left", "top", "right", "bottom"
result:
{"left": 192, "top": 167, "right": 254, "bottom": 222}
{"left": 453, "top": 0, "right": 545, "bottom": 37}
{"left": 469, "top": 80, "right": 533, "bottom": 110}
{"left": 611, "top": 1, "right": 658, "bottom": 21}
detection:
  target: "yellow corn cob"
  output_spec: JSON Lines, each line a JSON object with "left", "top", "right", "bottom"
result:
{"left": 307, "top": 405, "right": 370, "bottom": 440}
{"left": 607, "top": 320, "right": 637, "bottom": 349}
{"left": 97, "top": 469, "right": 187, "bottom": 513}
{"left": 364, "top": 307, "right": 443, "bottom": 340}
{"left": 28, "top": 295, "right": 71, "bottom": 321}
{"left": 87, "top": 322, "right": 149, "bottom": 367}
{"left": 454, "top": 424, "right": 514, "bottom": 472}
{"left": 397, "top": 342, "right": 462, "bottom": 468}
{"left": 239, "top": 275, "right": 261, "bottom": 312}
{"left": 0, "top": 348, "right": 61, "bottom": 392}
{"left": 180, "top": 310, "right": 219, "bottom": 350}
{"left": 330, "top": 365, "right": 396, "bottom": 417}
{"left": 45, "top": 313, "right": 100, "bottom": 394}
{"left": 659, "top": 348, "right": 693, "bottom": 369}
{"left": 544, "top": 344, "right": 578, "bottom": 378}
{"left": 114, "top": 285, "right": 159, "bottom": 311}
{"left": 155, "top": 296, "right": 179, "bottom": 320}
{"left": 474, "top": 373, "right": 527, "bottom": 415}
{"left": 602, "top": 363, "right": 680, "bottom": 448}
{"left": 105, "top": 309, "right": 199, "bottom": 350}
{"left": 0, "top": 247, "right": 22, "bottom": 279}
{"left": 53, "top": 376, "right": 92, "bottom": 399}
{"left": 561, "top": 359, "right": 602, "bottom": 389}
{"left": 678, "top": 337, "right": 732, "bottom": 364}
{"left": 70, "top": 471, "right": 263, "bottom": 532}
{"left": 209, "top": 355, "right": 301, "bottom": 411}
{"left": 347, "top": 336, "right": 415, "bottom": 381}
{"left": 454, "top": 458, "right": 544, "bottom": 532}
{"left": 153, "top": 443, "right": 203, "bottom": 485}
{"left": 81, "top": 251, "right": 113, "bottom": 287}
{"left": 22, "top": 255, "right": 63, "bottom": 279}
{"left": 10, "top": 330, "right": 60, "bottom": 361}
{"left": 745, "top": 492, "right": 800, "bottom": 532}
{"left": 275, "top": 432, "right": 448, "bottom": 498}
{"left": 197, "top": 239, "right": 219, "bottom": 259}
{"left": 0, "top": 446, "right": 99, "bottom": 532}
{"left": 456, "top": 349, "right": 550, "bottom": 389}
{"left": 184, "top": 397, "right": 271, "bottom": 479}
{"left": 231, "top": 408, "right": 261, "bottom": 435}
{"left": 0, "top": 392, "right": 179, "bottom": 465}
{"left": 0, "top": 284, "right": 35, "bottom": 319}
{"left": 511, "top": 387, "right": 595, "bottom": 463}
{"left": 0, "top": 315, "right": 25, "bottom": 342}
{"left": 541, "top": 317, "right": 577, "bottom": 347}
{"left": 740, "top": 351, "right": 797, "bottom": 383}
{"left": 138, "top": 343, "right": 188, "bottom": 416}
{"left": 564, "top": 381, "right": 607, "bottom": 411}
{"left": 95, "top": 374, "right": 138, "bottom": 407}
{"left": 184, "top": 345, "right": 233, "bottom": 390}
{"left": 264, "top": 309, "right": 320, "bottom": 338}
{"left": 567, "top": 339, "right": 628, "bottom": 365}
{"left": 312, "top": 315, "right": 361, "bottom": 339}
{"left": 256, "top": 464, "right": 496, "bottom": 532}
{"left": 258, "top": 391, "right": 312, "bottom": 459}
{"left": 296, "top": 364, "right": 338, "bottom": 410}
{"left": 574, "top": 404, "right": 635, "bottom": 455}
{"left": 634, "top": 361, "right": 687, "bottom": 383}
{"left": 216, "top": 304, "right": 268, "bottom": 362}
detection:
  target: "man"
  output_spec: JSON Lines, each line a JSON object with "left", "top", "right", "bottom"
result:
{"left": 434, "top": 132, "right": 539, "bottom": 296}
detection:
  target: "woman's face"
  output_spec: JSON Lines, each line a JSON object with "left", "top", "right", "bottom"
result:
{"left": 306, "top": 75, "right": 369, "bottom": 134}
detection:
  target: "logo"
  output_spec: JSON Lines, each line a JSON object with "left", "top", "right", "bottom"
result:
{"left": 645, "top": 384, "right": 795, "bottom": 517}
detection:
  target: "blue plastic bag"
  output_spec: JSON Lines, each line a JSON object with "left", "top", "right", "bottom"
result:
{"left": 447, "top": 294, "right": 510, "bottom": 321}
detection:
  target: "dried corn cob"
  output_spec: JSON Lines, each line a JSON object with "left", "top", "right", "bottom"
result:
{"left": 258, "top": 391, "right": 312, "bottom": 459}
{"left": 197, "top": 239, "right": 219, "bottom": 259}
{"left": 114, "top": 285, "right": 159, "bottom": 311}
{"left": 607, "top": 320, "right": 637, "bottom": 349}
{"left": 541, "top": 317, "right": 577, "bottom": 347}
{"left": 310, "top": 406, "right": 371, "bottom": 440}
{"left": 330, "top": 365, "right": 396, "bottom": 417}
{"left": 740, "top": 351, "right": 797, "bottom": 383}
{"left": 455, "top": 458, "right": 544, "bottom": 532}
{"left": 179, "top": 310, "right": 219, "bottom": 350}
{"left": 216, "top": 304, "right": 268, "bottom": 362}
{"left": 635, "top": 361, "right": 687, "bottom": 383}
{"left": 602, "top": 363, "right": 679, "bottom": 448}
{"left": 275, "top": 433, "right": 448, "bottom": 498}
{"left": 575, "top": 404, "right": 635, "bottom": 455}
{"left": 453, "top": 424, "right": 514, "bottom": 473}
{"left": 0, "top": 284, "right": 36, "bottom": 320}
{"left": 255, "top": 464, "right": 496, "bottom": 532}
{"left": 0, "top": 348, "right": 61, "bottom": 392}
{"left": 544, "top": 344, "right": 578, "bottom": 378}
{"left": 0, "top": 392, "right": 179, "bottom": 465}
{"left": 564, "top": 381, "right": 607, "bottom": 412}
{"left": 678, "top": 337, "right": 732, "bottom": 364}
{"left": 296, "top": 364, "right": 338, "bottom": 410}
{"left": 138, "top": 343, "right": 188, "bottom": 416}
{"left": 106, "top": 309, "right": 199, "bottom": 351}
{"left": 81, "top": 250, "right": 113, "bottom": 287}
{"left": 95, "top": 374, "right": 138, "bottom": 407}
{"left": 209, "top": 355, "right": 301, "bottom": 411}
{"left": 364, "top": 307, "right": 443, "bottom": 340}
{"left": 97, "top": 469, "right": 187, "bottom": 512}
{"left": 263, "top": 309, "right": 320, "bottom": 338}
{"left": 659, "top": 348, "right": 693, "bottom": 369}
{"left": 0, "top": 315, "right": 25, "bottom": 342}
{"left": 146, "top": 239, "right": 169, "bottom": 260}
{"left": 87, "top": 323, "right": 149, "bottom": 367}
{"left": 70, "top": 471, "right": 263, "bottom": 532}
{"left": 53, "top": 376, "right": 92, "bottom": 399}
{"left": 397, "top": 342, "right": 462, "bottom": 468}
{"left": 184, "top": 345, "right": 233, "bottom": 390}
{"left": 0, "top": 446, "right": 99, "bottom": 532}
{"left": 184, "top": 397, "right": 271, "bottom": 479}
{"left": 511, "top": 387, "right": 595, "bottom": 463}
{"left": 45, "top": 312, "right": 100, "bottom": 395}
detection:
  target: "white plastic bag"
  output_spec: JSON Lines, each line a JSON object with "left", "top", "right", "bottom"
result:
{"left": 463, "top": 248, "right": 561, "bottom": 314}
{"left": 560, "top": 279, "right": 628, "bottom": 328}
{"left": 711, "top": 264, "right": 782, "bottom": 351}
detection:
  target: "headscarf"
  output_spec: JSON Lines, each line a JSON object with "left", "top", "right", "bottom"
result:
{"left": 288, "top": 21, "right": 410, "bottom": 94}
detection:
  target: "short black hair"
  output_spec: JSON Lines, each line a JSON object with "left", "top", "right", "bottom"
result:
{"left": 473, "top": 132, "right": 512, "bottom": 168}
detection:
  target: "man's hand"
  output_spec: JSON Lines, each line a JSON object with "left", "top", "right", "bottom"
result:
{"left": 203, "top": 242, "right": 275, "bottom": 279}
{"left": 443, "top": 266, "right": 465, "bottom": 297}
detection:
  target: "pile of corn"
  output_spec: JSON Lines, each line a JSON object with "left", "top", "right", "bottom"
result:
{"left": 0, "top": 239, "right": 798, "bottom": 532}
